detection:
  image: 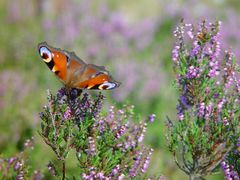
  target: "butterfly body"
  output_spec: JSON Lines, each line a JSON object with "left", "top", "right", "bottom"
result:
{"left": 38, "top": 42, "right": 120, "bottom": 90}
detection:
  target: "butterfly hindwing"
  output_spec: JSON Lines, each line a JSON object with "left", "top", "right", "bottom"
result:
{"left": 77, "top": 64, "right": 120, "bottom": 90}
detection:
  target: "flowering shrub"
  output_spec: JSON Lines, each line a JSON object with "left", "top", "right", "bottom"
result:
{"left": 0, "top": 138, "right": 42, "bottom": 179}
{"left": 39, "top": 88, "right": 154, "bottom": 179}
{"left": 166, "top": 20, "right": 240, "bottom": 179}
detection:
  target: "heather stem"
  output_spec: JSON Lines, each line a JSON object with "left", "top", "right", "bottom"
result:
{"left": 189, "top": 173, "right": 201, "bottom": 180}
{"left": 62, "top": 161, "right": 66, "bottom": 180}
{"left": 189, "top": 172, "right": 204, "bottom": 180}
{"left": 189, "top": 174, "right": 196, "bottom": 180}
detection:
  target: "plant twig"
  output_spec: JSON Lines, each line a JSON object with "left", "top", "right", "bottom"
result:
{"left": 62, "top": 161, "right": 66, "bottom": 180}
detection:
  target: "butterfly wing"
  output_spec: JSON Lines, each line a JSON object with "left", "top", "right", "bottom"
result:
{"left": 75, "top": 64, "right": 120, "bottom": 90}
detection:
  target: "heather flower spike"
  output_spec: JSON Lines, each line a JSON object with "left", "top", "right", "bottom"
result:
{"left": 167, "top": 20, "right": 240, "bottom": 179}
{"left": 221, "top": 161, "right": 239, "bottom": 180}
{"left": 39, "top": 88, "right": 155, "bottom": 179}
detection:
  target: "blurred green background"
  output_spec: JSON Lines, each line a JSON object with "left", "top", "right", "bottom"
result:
{"left": 1, "top": 0, "right": 240, "bottom": 179}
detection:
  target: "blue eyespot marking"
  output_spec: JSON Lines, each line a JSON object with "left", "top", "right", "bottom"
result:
{"left": 39, "top": 46, "right": 52, "bottom": 62}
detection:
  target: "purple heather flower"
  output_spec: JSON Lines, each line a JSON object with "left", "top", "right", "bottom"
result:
{"left": 141, "top": 148, "right": 153, "bottom": 173}
{"left": 14, "top": 161, "right": 22, "bottom": 171}
{"left": 80, "top": 93, "right": 91, "bottom": 110}
{"left": 96, "top": 172, "right": 105, "bottom": 179}
{"left": 82, "top": 173, "right": 89, "bottom": 180}
{"left": 129, "top": 152, "right": 142, "bottom": 177}
{"left": 8, "top": 157, "right": 18, "bottom": 165}
{"left": 57, "top": 88, "right": 66, "bottom": 99}
{"left": 221, "top": 161, "right": 239, "bottom": 180}
{"left": 118, "top": 174, "right": 125, "bottom": 180}
{"left": 63, "top": 107, "right": 71, "bottom": 120}
{"left": 131, "top": 140, "right": 137, "bottom": 148}
{"left": 116, "top": 143, "right": 123, "bottom": 148}
{"left": 172, "top": 45, "right": 180, "bottom": 62}
{"left": 93, "top": 94, "right": 105, "bottom": 117}
{"left": 107, "top": 106, "right": 115, "bottom": 122}
{"left": 118, "top": 109, "right": 124, "bottom": 115}
{"left": 148, "top": 114, "right": 156, "bottom": 123}
{"left": 110, "top": 165, "right": 120, "bottom": 176}
{"left": 178, "top": 111, "right": 185, "bottom": 120}
{"left": 177, "top": 110, "right": 184, "bottom": 121}
{"left": 217, "top": 98, "right": 226, "bottom": 113}
{"left": 173, "top": 25, "right": 184, "bottom": 40}
{"left": 116, "top": 109, "right": 126, "bottom": 122}
{"left": 208, "top": 67, "right": 219, "bottom": 77}
{"left": 24, "top": 137, "right": 34, "bottom": 150}
{"left": 116, "top": 124, "right": 128, "bottom": 139}
{"left": 90, "top": 170, "right": 96, "bottom": 177}
{"left": 187, "top": 30, "right": 194, "bottom": 39}
{"left": 225, "top": 77, "right": 234, "bottom": 91}
{"left": 124, "top": 141, "right": 131, "bottom": 150}
{"left": 223, "top": 117, "right": 229, "bottom": 126}
{"left": 47, "top": 162, "right": 57, "bottom": 176}
{"left": 180, "top": 95, "right": 190, "bottom": 108}
{"left": 205, "top": 87, "right": 210, "bottom": 94}
{"left": 88, "top": 137, "right": 96, "bottom": 156}
{"left": 198, "top": 102, "right": 205, "bottom": 118}
{"left": 205, "top": 25, "right": 221, "bottom": 77}
{"left": 213, "top": 92, "right": 219, "bottom": 99}
{"left": 212, "top": 41, "right": 221, "bottom": 59}
{"left": 16, "top": 170, "right": 24, "bottom": 180}
{"left": 138, "top": 123, "right": 147, "bottom": 143}
{"left": 186, "top": 66, "right": 200, "bottom": 79}
{"left": 205, "top": 102, "right": 213, "bottom": 119}
{"left": 33, "top": 170, "right": 43, "bottom": 180}
{"left": 237, "top": 137, "right": 240, "bottom": 147}
{"left": 98, "top": 118, "right": 106, "bottom": 133}
{"left": 190, "top": 41, "right": 200, "bottom": 57}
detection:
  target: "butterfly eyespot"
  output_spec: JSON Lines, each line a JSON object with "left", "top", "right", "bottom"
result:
{"left": 99, "top": 82, "right": 117, "bottom": 90}
{"left": 39, "top": 47, "right": 52, "bottom": 63}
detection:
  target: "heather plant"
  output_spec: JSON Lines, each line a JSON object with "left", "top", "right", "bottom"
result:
{"left": 166, "top": 20, "right": 240, "bottom": 179}
{"left": 39, "top": 88, "right": 155, "bottom": 179}
{"left": 0, "top": 137, "right": 43, "bottom": 179}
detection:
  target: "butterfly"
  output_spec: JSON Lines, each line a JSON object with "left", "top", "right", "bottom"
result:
{"left": 38, "top": 42, "right": 120, "bottom": 90}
